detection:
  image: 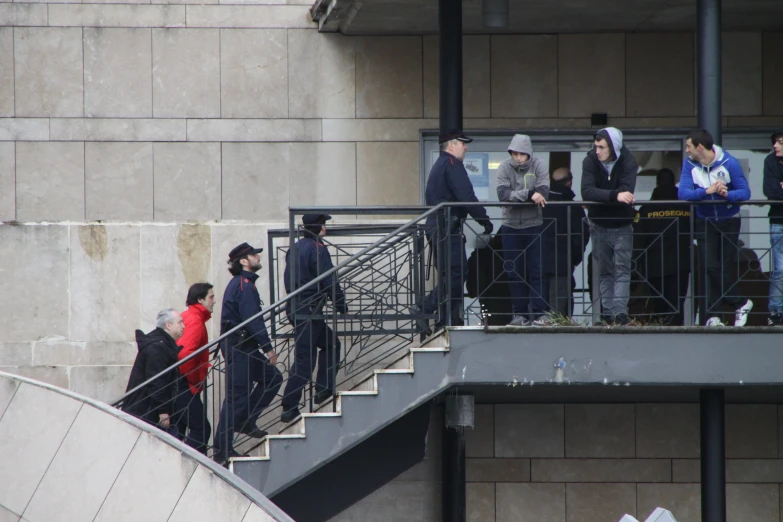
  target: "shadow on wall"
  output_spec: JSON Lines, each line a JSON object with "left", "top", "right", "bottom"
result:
{"left": 0, "top": 371, "right": 293, "bottom": 522}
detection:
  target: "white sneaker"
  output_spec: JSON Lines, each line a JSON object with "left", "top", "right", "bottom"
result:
{"left": 734, "top": 299, "right": 753, "bottom": 327}
{"left": 509, "top": 315, "right": 529, "bottom": 326}
{"left": 532, "top": 315, "right": 553, "bottom": 327}
{"left": 706, "top": 317, "right": 725, "bottom": 327}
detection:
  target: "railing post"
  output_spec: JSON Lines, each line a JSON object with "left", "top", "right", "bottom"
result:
{"left": 566, "top": 205, "right": 572, "bottom": 317}
{"left": 445, "top": 206, "right": 453, "bottom": 327}
{"left": 687, "top": 203, "right": 696, "bottom": 326}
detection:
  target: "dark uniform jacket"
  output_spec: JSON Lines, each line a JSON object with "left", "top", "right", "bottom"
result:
{"left": 581, "top": 144, "right": 638, "bottom": 227}
{"left": 633, "top": 185, "right": 691, "bottom": 278}
{"left": 542, "top": 182, "right": 590, "bottom": 277}
{"left": 220, "top": 270, "right": 273, "bottom": 353}
{"left": 425, "top": 151, "right": 489, "bottom": 229}
{"left": 123, "top": 327, "right": 180, "bottom": 424}
{"left": 284, "top": 235, "right": 346, "bottom": 313}
{"left": 763, "top": 151, "right": 783, "bottom": 225}
{"left": 465, "top": 234, "right": 510, "bottom": 325}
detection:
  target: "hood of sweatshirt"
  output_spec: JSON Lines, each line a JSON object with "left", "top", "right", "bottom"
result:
{"left": 507, "top": 134, "right": 533, "bottom": 169}
{"left": 135, "top": 327, "right": 176, "bottom": 352}
{"left": 548, "top": 181, "right": 576, "bottom": 201}
{"left": 595, "top": 127, "right": 623, "bottom": 162}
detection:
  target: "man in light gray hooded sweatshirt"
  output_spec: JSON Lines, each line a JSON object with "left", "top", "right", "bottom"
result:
{"left": 496, "top": 134, "right": 551, "bottom": 326}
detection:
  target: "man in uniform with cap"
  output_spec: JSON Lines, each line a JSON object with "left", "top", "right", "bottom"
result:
{"left": 280, "top": 214, "right": 346, "bottom": 423}
{"left": 214, "top": 242, "right": 283, "bottom": 463}
{"left": 419, "top": 130, "right": 492, "bottom": 329}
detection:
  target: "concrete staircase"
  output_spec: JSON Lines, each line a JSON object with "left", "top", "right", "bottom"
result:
{"left": 229, "top": 331, "right": 450, "bottom": 498}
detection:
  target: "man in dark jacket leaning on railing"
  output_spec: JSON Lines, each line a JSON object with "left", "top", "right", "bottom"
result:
{"left": 122, "top": 308, "right": 184, "bottom": 432}
{"left": 581, "top": 127, "right": 638, "bottom": 325}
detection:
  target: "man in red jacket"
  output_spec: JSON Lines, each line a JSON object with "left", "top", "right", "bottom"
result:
{"left": 173, "top": 282, "right": 215, "bottom": 454}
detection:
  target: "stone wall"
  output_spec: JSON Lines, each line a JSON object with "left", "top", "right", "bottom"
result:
{"left": 0, "top": 9, "right": 781, "bottom": 398}
{"left": 332, "top": 403, "right": 783, "bottom": 522}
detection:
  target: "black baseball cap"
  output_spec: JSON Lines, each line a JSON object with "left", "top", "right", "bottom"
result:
{"left": 302, "top": 214, "right": 332, "bottom": 226}
{"left": 228, "top": 242, "right": 263, "bottom": 261}
{"left": 438, "top": 130, "right": 473, "bottom": 144}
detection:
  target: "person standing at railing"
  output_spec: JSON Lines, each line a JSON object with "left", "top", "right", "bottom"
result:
{"left": 214, "top": 243, "right": 283, "bottom": 464}
{"left": 679, "top": 129, "right": 753, "bottom": 327}
{"left": 172, "top": 283, "right": 215, "bottom": 454}
{"left": 581, "top": 127, "right": 638, "bottom": 326}
{"left": 496, "top": 134, "right": 551, "bottom": 326}
{"left": 281, "top": 214, "right": 346, "bottom": 424}
{"left": 420, "top": 130, "right": 492, "bottom": 329}
{"left": 632, "top": 169, "right": 691, "bottom": 325}
{"left": 543, "top": 167, "right": 589, "bottom": 318}
{"left": 763, "top": 130, "right": 783, "bottom": 326}
{"left": 122, "top": 308, "right": 184, "bottom": 433}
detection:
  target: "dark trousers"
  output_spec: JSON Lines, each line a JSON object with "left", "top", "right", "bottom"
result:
{"left": 215, "top": 339, "right": 283, "bottom": 455}
{"left": 500, "top": 224, "right": 548, "bottom": 317}
{"left": 645, "top": 272, "right": 690, "bottom": 326}
{"left": 422, "top": 232, "right": 466, "bottom": 326}
{"left": 548, "top": 275, "right": 574, "bottom": 317}
{"left": 696, "top": 217, "right": 744, "bottom": 323}
{"left": 172, "top": 377, "right": 210, "bottom": 454}
{"left": 281, "top": 314, "right": 341, "bottom": 411}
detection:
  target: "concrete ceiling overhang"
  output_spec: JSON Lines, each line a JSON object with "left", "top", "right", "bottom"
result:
{"left": 311, "top": 0, "right": 783, "bottom": 35}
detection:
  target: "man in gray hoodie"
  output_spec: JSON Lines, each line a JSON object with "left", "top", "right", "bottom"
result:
{"left": 496, "top": 134, "right": 551, "bottom": 326}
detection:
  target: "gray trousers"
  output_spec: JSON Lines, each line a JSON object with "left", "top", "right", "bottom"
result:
{"left": 591, "top": 223, "right": 633, "bottom": 316}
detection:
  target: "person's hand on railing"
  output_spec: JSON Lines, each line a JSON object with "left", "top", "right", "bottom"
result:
{"left": 531, "top": 192, "right": 547, "bottom": 208}
{"left": 267, "top": 349, "right": 279, "bottom": 365}
{"left": 158, "top": 413, "right": 171, "bottom": 429}
{"left": 616, "top": 191, "right": 635, "bottom": 205}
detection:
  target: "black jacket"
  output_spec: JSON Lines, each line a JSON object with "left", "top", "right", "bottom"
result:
{"left": 542, "top": 182, "right": 590, "bottom": 277}
{"left": 221, "top": 270, "right": 272, "bottom": 352}
{"left": 633, "top": 185, "right": 692, "bottom": 278}
{"left": 763, "top": 152, "right": 783, "bottom": 225}
{"left": 425, "top": 151, "right": 489, "bottom": 229}
{"left": 581, "top": 145, "right": 638, "bottom": 227}
{"left": 122, "top": 327, "right": 180, "bottom": 424}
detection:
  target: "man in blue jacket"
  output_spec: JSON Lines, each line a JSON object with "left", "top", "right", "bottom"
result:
{"left": 420, "top": 130, "right": 492, "bottom": 330}
{"left": 214, "top": 242, "right": 283, "bottom": 464}
{"left": 281, "top": 214, "right": 346, "bottom": 423}
{"left": 678, "top": 129, "right": 753, "bottom": 327}
{"left": 763, "top": 130, "right": 783, "bottom": 326}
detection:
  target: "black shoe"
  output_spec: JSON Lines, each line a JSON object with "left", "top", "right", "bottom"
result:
{"left": 237, "top": 424, "right": 268, "bottom": 439}
{"left": 411, "top": 304, "right": 432, "bottom": 336}
{"left": 614, "top": 314, "right": 631, "bottom": 326}
{"left": 769, "top": 313, "right": 783, "bottom": 326}
{"left": 280, "top": 408, "right": 301, "bottom": 424}
{"left": 599, "top": 314, "right": 613, "bottom": 326}
{"left": 213, "top": 449, "right": 240, "bottom": 466}
{"left": 313, "top": 389, "right": 334, "bottom": 405}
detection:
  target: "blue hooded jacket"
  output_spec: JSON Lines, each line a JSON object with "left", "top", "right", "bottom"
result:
{"left": 678, "top": 145, "right": 750, "bottom": 220}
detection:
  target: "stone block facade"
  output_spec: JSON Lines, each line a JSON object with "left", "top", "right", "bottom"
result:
{"left": 332, "top": 403, "right": 783, "bottom": 522}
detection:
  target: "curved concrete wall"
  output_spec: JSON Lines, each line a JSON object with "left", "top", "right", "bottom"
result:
{"left": 0, "top": 371, "right": 294, "bottom": 522}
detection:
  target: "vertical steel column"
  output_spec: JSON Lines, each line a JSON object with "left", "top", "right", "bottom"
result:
{"left": 701, "top": 389, "right": 727, "bottom": 522}
{"left": 697, "top": 0, "right": 722, "bottom": 143}
{"left": 442, "top": 395, "right": 472, "bottom": 522}
{"left": 697, "top": 1, "right": 726, "bottom": 517}
{"left": 439, "top": 0, "right": 462, "bottom": 134}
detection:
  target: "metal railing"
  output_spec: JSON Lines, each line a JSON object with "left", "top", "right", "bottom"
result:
{"left": 111, "top": 199, "right": 783, "bottom": 463}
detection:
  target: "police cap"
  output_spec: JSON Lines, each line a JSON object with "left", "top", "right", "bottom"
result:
{"left": 438, "top": 130, "right": 473, "bottom": 144}
{"left": 302, "top": 214, "right": 332, "bottom": 226}
{"left": 228, "top": 242, "right": 263, "bottom": 261}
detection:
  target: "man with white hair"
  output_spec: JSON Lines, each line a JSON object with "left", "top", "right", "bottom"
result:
{"left": 122, "top": 308, "right": 185, "bottom": 430}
